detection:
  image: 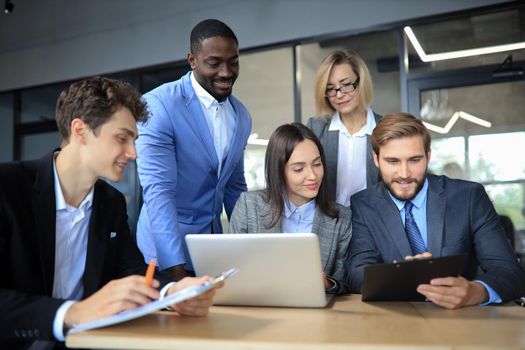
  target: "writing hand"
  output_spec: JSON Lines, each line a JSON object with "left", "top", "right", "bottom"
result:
{"left": 64, "top": 275, "right": 160, "bottom": 328}
{"left": 417, "top": 276, "right": 489, "bottom": 309}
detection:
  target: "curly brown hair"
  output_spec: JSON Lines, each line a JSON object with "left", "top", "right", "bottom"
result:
{"left": 55, "top": 76, "right": 148, "bottom": 144}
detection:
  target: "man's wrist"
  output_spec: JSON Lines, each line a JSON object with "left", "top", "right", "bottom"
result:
{"left": 473, "top": 280, "right": 501, "bottom": 305}
{"left": 53, "top": 301, "right": 76, "bottom": 341}
{"left": 164, "top": 264, "right": 188, "bottom": 281}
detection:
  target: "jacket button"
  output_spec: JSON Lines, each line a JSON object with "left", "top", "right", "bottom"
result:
{"left": 21, "top": 330, "right": 27, "bottom": 337}
{"left": 34, "top": 329, "right": 40, "bottom": 337}
{"left": 28, "top": 330, "right": 34, "bottom": 337}
{"left": 14, "top": 330, "right": 20, "bottom": 337}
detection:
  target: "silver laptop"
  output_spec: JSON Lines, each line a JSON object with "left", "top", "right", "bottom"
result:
{"left": 185, "top": 233, "right": 333, "bottom": 308}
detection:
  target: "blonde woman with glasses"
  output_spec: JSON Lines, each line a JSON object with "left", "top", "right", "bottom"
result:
{"left": 307, "top": 50, "right": 381, "bottom": 207}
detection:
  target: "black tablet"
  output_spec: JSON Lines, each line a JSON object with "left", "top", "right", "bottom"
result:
{"left": 361, "top": 255, "right": 467, "bottom": 302}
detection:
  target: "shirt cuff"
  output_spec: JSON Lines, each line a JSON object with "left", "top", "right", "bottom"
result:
{"left": 159, "top": 282, "right": 176, "bottom": 300}
{"left": 475, "top": 280, "right": 502, "bottom": 305}
{"left": 53, "top": 300, "right": 76, "bottom": 341}
{"left": 325, "top": 276, "right": 341, "bottom": 294}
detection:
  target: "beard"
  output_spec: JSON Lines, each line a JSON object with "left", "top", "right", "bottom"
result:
{"left": 383, "top": 171, "right": 427, "bottom": 202}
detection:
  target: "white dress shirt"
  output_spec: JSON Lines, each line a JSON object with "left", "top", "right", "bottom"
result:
{"left": 52, "top": 155, "right": 93, "bottom": 341}
{"left": 51, "top": 158, "right": 177, "bottom": 341}
{"left": 329, "top": 108, "right": 376, "bottom": 206}
{"left": 190, "top": 72, "right": 236, "bottom": 176}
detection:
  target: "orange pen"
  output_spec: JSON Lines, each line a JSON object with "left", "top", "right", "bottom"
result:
{"left": 145, "top": 259, "right": 156, "bottom": 287}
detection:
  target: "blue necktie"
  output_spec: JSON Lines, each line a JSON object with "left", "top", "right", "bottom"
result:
{"left": 404, "top": 201, "right": 426, "bottom": 255}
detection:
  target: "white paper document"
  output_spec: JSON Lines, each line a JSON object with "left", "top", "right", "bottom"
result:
{"left": 69, "top": 267, "right": 238, "bottom": 334}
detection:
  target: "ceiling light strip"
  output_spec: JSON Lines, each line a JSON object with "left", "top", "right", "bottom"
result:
{"left": 422, "top": 111, "right": 491, "bottom": 134}
{"left": 404, "top": 26, "right": 525, "bottom": 62}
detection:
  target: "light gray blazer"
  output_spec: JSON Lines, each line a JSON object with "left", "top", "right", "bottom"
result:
{"left": 306, "top": 112, "right": 382, "bottom": 202}
{"left": 229, "top": 191, "right": 352, "bottom": 294}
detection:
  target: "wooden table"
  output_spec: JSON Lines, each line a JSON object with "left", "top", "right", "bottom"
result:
{"left": 66, "top": 295, "right": 525, "bottom": 350}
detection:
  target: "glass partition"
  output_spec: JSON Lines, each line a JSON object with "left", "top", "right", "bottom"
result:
{"left": 0, "top": 93, "right": 14, "bottom": 162}
{"left": 421, "top": 81, "right": 525, "bottom": 237}
{"left": 234, "top": 47, "right": 295, "bottom": 191}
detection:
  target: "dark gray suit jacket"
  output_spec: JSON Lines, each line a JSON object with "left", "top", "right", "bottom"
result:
{"left": 346, "top": 174, "right": 525, "bottom": 303}
{"left": 306, "top": 112, "right": 382, "bottom": 202}
{"left": 229, "top": 191, "right": 352, "bottom": 294}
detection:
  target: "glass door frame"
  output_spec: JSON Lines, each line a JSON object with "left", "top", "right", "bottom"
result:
{"left": 407, "top": 61, "right": 525, "bottom": 116}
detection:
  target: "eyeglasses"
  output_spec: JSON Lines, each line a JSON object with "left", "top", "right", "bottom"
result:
{"left": 325, "top": 78, "right": 360, "bottom": 97}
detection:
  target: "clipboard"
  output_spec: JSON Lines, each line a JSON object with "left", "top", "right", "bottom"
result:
{"left": 69, "top": 267, "right": 238, "bottom": 334}
{"left": 361, "top": 255, "right": 466, "bottom": 301}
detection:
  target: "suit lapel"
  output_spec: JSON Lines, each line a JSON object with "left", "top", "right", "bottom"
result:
{"left": 324, "top": 130, "right": 339, "bottom": 200}
{"left": 426, "top": 176, "right": 445, "bottom": 257}
{"left": 32, "top": 152, "right": 58, "bottom": 295}
{"left": 257, "top": 198, "right": 282, "bottom": 232}
{"left": 376, "top": 186, "right": 413, "bottom": 258}
{"left": 366, "top": 113, "right": 383, "bottom": 186}
{"left": 366, "top": 134, "right": 379, "bottom": 186}
{"left": 82, "top": 181, "right": 109, "bottom": 297}
{"left": 217, "top": 101, "right": 240, "bottom": 184}
{"left": 181, "top": 73, "right": 219, "bottom": 171}
{"left": 312, "top": 208, "right": 335, "bottom": 269}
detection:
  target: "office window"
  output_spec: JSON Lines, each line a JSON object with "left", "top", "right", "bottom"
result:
{"left": 407, "top": 8, "right": 525, "bottom": 72}
{"left": 469, "top": 132, "right": 525, "bottom": 183}
{"left": 140, "top": 65, "right": 189, "bottom": 93}
{"left": 234, "top": 47, "right": 294, "bottom": 190}
{"left": 20, "top": 132, "right": 60, "bottom": 160}
{"left": 422, "top": 80, "right": 525, "bottom": 232}
{"left": 0, "top": 93, "right": 14, "bottom": 161}
{"left": 20, "top": 84, "right": 69, "bottom": 124}
{"left": 105, "top": 160, "right": 142, "bottom": 235}
{"left": 428, "top": 137, "right": 465, "bottom": 177}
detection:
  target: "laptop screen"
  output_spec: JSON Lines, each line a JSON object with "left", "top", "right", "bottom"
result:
{"left": 186, "top": 233, "right": 332, "bottom": 308}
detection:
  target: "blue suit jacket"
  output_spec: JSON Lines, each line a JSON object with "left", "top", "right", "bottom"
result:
{"left": 347, "top": 174, "right": 525, "bottom": 303}
{"left": 136, "top": 72, "right": 252, "bottom": 270}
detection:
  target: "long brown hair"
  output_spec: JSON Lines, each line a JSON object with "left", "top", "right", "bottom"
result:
{"left": 263, "top": 123, "right": 338, "bottom": 227}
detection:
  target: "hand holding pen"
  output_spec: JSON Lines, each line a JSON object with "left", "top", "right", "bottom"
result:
{"left": 145, "top": 259, "right": 156, "bottom": 287}
{"left": 64, "top": 267, "right": 160, "bottom": 329}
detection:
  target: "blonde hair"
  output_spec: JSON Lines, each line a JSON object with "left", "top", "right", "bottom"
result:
{"left": 314, "top": 50, "right": 374, "bottom": 118}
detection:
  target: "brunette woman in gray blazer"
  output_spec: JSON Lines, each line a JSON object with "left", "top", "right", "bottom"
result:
{"left": 307, "top": 50, "right": 381, "bottom": 207}
{"left": 229, "top": 123, "right": 351, "bottom": 294}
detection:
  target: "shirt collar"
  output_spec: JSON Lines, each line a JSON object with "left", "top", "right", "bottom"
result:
{"left": 328, "top": 107, "right": 376, "bottom": 136}
{"left": 388, "top": 178, "right": 429, "bottom": 212}
{"left": 53, "top": 154, "right": 94, "bottom": 212}
{"left": 190, "top": 71, "right": 227, "bottom": 109}
{"left": 328, "top": 112, "right": 344, "bottom": 132}
{"left": 362, "top": 108, "right": 377, "bottom": 135}
{"left": 284, "top": 197, "right": 317, "bottom": 219}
